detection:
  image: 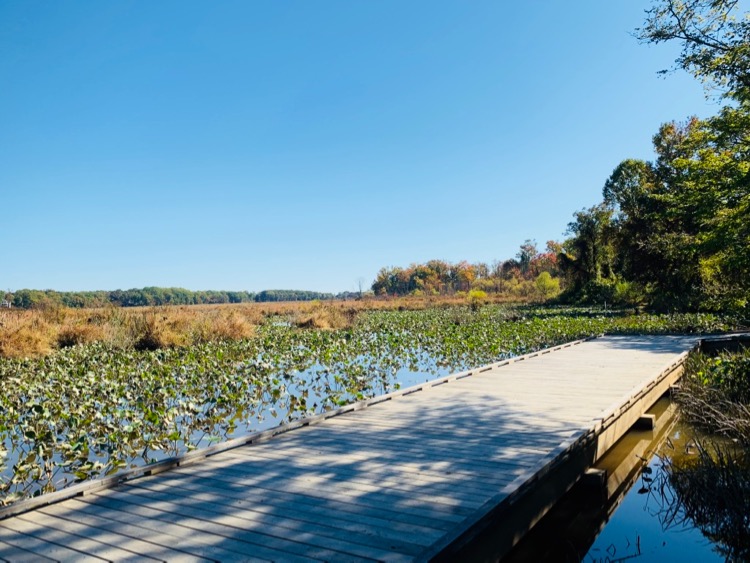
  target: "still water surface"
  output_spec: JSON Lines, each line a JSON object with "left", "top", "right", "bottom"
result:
{"left": 505, "top": 398, "right": 727, "bottom": 562}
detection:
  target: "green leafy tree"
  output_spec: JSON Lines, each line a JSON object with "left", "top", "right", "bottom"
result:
{"left": 559, "top": 205, "right": 617, "bottom": 295}
{"left": 638, "top": 0, "right": 750, "bottom": 102}
{"left": 535, "top": 272, "right": 561, "bottom": 301}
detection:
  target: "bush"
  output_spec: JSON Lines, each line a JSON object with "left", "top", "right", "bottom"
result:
{"left": 57, "top": 323, "right": 105, "bottom": 348}
{"left": 613, "top": 280, "right": 646, "bottom": 308}
{"left": 466, "top": 290, "right": 488, "bottom": 311}
{"left": 678, "top": 348, "right": 750, "bottom": 444}
{"left": 534, "top": 272, "right": 560, "bottom": 301}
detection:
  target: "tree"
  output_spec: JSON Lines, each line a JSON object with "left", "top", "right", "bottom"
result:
{"left": 553, "top": 0, "right": 750, "bottom": 312}
{"left": 535, "top": 272, "right": 561, "bottom": 301}
{"left": 559, "top": 205, "right": 617, "bottom": 293}
{"left": 516, "top": 240, "right": 538, "bottom": 278}
{"left": 637, "top": 0, "right": 750, "bottom": 102}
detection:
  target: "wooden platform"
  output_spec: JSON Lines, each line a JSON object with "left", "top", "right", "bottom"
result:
{"left": 0, "top": 335, "right": 698, "bottom": 562}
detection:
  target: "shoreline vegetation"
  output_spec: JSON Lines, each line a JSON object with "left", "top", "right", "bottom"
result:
{"left": 0, "top": 303, "right": 744, "bottom": 506}
{"left": 656, "top": 342, "right": 750, "bottom": 560}
{"left": 0, "top": 296, "right": 526, "bottom": 360}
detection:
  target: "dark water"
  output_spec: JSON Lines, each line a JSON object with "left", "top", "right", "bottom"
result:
{"left": 504, "top": 398, "right": 727, "bottom": 562}
{"left": 585, "top": 454, "right": 723, "bottom": 562}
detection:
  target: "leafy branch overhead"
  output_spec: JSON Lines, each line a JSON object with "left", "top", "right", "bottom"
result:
{"left": 637, "top": 0, "right": 750, "bottom": 101}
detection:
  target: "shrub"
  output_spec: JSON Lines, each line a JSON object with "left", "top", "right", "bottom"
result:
{"left": 534, "top": 272, "right": 560, "bottom": 301}
{"left": 466, "top": 290, "right": 488, "bottom": 311}
{"left": 57, "top": 323, "right": 105, "bottom": 348}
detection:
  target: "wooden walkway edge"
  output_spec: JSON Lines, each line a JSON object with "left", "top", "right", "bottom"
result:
{"left": 0, "top": 334, "right": 700, "bottom": 562}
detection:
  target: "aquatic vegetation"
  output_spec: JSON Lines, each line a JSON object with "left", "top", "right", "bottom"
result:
{"left": 677, "top": 347, "right": 750, "bottom": 444}
{"left": 0, "top": 306, "right": 739, "bottom": 505}
{"left": 651, "top": 344, "right": 750, "bottom": 559}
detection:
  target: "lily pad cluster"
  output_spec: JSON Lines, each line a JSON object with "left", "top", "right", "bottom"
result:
{"left": 0, "top": 306, "right": 736, "bottom": 505}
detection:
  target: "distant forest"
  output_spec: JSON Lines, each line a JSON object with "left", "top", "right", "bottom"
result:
{"left": 6, "top": 287, "right": 336, "bottom": 309}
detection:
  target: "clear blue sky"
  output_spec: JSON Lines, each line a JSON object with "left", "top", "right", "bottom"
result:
{"left": 0, "top": 1, "right": 716, "bottom": 293}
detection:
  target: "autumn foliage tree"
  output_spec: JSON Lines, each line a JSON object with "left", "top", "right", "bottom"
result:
{"left": 371, "top": 242, "right": 563, "bottom": 301}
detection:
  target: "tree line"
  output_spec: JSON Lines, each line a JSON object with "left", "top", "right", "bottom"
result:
{"left": 374, "top": 1, "right": 750, "bottom": 315}
{"left": 370, "top": 241, "right": 562, "bottom": 300}
{"left": 559, "top": 0, "right": 749, "bottom": 314}
{"left": 6, "top": 288, "right": 336, "bottom": 309}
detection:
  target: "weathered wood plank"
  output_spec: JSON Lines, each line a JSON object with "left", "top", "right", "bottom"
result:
{"left": 0, "top": 538, "right": 56, "bottom": 563}
{"left": 212, "top": 449, "right": 505, "bottom": 500}
{"left": 122, "top": 480, "right": 429, "bottom": 556}
{"left": 0, "top": 518, "right": 113, "bottom": 562}
{"left": 180, "top": 450, "right": 494, "bottom": 505}
{"left": 76, "top": 492, "right": 349, "bottom": 562}
{"left": 115, "top": 468, "right": 474, "bottom": 522}
{"left": 133, "top": 479, "right": 438, "bottom": 545}
{"left": 225, "top": 432, "right": 549, "bottom": 475}
{"left": 201, "top": 441, "right": 532, "bottom": 484}
{"left": 36, "top": 505, "right": 254, "bottom": 563}
{"left": 14, "top": 512, "right": 174, "bottom": 563}
{"left": 215, "top": 440, "right": 524, "bottom": 490}
{"left": 67, "top": 497, "right": 321, "bottom": 563}
{"left": 0, "top": 335, "right": 701, "bottom": 562}
{"left": 83, "top": 488, "right": 394, "bottom": 562}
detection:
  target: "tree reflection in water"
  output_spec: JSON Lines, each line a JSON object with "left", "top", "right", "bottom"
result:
{"left": 652, "top": 441, "right": 750, "bottom": 561}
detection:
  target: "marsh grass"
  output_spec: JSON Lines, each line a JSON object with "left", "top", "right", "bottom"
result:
{"left": 0, "top": 295, "right": 523, "bottom": 358}
{"left": 0, "top": 310, "right": 55, "bottom": 358}
{"left": 0, "top": 304, "right": 263, "bottom": 357}
{"left": 293, "top": 301, "right": 358, "bottom": 330}
{"left": 0, "top": 297, "right": 739, "bottom": 359}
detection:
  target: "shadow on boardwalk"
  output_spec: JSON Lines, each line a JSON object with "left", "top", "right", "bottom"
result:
{"left": 0, "top": 335, "right": 700, "bottom": 561}
{"left": 63, "top": 399, "right": 576, "bottom": 561}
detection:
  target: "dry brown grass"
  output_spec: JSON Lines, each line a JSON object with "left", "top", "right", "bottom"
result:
{"left": 0, "top": 310, "right": 56, "bottom": 358}
{"left": 57, "top": 322, "right": 106, "bottom": 348}
{"left": 292, "top": 301, "right": 358, "bottom": 330}
{"left": 0, "top": 294, "right": 527, "bottom": 358}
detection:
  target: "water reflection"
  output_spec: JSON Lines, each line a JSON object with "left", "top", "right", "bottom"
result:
{"left": 503, "top": 398, "right": 734, "bottom": 562}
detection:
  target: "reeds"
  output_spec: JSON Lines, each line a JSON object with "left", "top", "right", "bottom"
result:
{"left": 677, "top": 349, "right": 750, "bottom": 445}
{"left": 0, "top": 293, "right": 537, "bottom": 359}
{"left": 0, "top": 304, "right": 262, "bottom": 358}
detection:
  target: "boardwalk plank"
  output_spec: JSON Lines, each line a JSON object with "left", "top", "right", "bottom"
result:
{"left": 115, "top": 468, "right": 472, "bottom": 522}
{"left": 214, "top": 448, "right": 503, "bottom": 500}
{"left": 36, "top": 505, "right": 252, "bottom": 563}
{"left": 0, "top": 539, "right": 56, "bottom": 563}
{"left": 67, "top": 498, "right": 319, "bottom": 563}
{"left": 126, "top": 476, "right": 442, "bottom": 546}
{"left": 11, "top": 512, "right": 163, "bottom": 563}
{"left": 80, "top": 492, "right": 337, "bottom": 562}
{"left": 85, "top": 488, "right": 393, "bottom": 562}
{"left": 217, "top": 443, "right": 521, "bottom": 491}
{"left": 124, "top": 480, "right": 428, "bottom": 556}
{"left": 13, "top": 512, "right": 171, "bottom": 563}
{"left": 0, "top": 520, "right": 110, "bottom": 562}
{"left": 176, "top": 459, "right": 483, "bottom": 511}
{"left": 0, "top": 335, "right": 699, "bottom": 562}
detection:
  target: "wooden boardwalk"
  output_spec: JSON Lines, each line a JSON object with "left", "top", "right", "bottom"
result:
{"left": 0, "top": 335, "right": 698, "bottom": 562}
